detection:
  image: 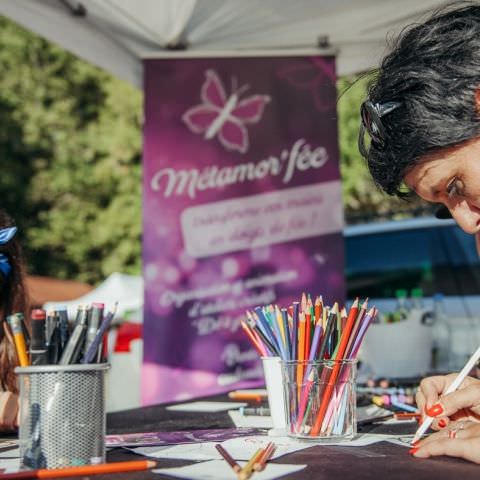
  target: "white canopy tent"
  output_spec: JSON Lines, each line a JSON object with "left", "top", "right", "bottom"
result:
{"left": 0, "top": 0, "right": 451, "bottom": 88}
{"left": 43, "top": 272, "right": 143, "bottom": 322}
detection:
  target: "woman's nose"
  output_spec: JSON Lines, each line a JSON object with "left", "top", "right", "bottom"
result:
{"left": 449, "top": 201, "right": 480, "bottom": 234}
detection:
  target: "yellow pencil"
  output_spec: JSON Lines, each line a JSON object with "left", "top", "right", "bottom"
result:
{"left": 6, "top": 313, "right": 29, "bottom": 367}
{"left": 238, "top": 448, "right": 264, "bottom": 480}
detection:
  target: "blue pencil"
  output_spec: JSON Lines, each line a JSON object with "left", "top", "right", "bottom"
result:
{"left": 292, "top": 302, "right": 299, "bottom": 361}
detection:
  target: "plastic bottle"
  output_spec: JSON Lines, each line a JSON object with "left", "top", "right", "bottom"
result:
{"left": 410, "top": 288, "right": 424, "bottom": 310}
{"left": 432, "top": 293, "right": 451, "bottom": 371}
{"left": 393, "top": 289, "right": 409, "bottom": 321}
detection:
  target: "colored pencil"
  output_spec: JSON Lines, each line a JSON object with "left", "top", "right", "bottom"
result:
{"left": 215, "top": 444, "right": 241, "bottom": 474}
{"left": 0, "top": 460, "right": 157, "bottom": 479}
{"left": 310, "top": 299, "right": 359, "bottom": 436}
{"left": 238, "top": 448, "right": 264, "bottom": 480}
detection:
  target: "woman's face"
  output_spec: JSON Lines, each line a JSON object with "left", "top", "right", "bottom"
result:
{"left": 404, "top": 137, "right": 480, "bottom": 235}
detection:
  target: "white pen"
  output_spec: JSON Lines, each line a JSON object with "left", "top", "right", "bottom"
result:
{"left": 412, "top": 343, "right": 480, "bottom": 443}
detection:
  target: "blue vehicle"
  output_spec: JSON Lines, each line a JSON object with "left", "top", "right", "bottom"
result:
{"left": 344, "top": 216, "right": 480, "bottom": 317}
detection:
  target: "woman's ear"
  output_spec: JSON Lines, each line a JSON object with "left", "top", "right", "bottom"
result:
{"left": 476, "top": 87, "right": 480, "bottom": 114}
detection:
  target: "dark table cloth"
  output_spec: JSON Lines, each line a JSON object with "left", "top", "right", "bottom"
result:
{"left": 102, "top": 394, "right": 480, "bottom": 479}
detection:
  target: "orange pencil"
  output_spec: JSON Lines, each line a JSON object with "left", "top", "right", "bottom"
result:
{"left": 228, "top": 390, "right": 267, "bottom": 402}
{"left": 296, "top": 312, "right": 306, "bottom": 399}
{"left": 241, "top": 321, "right": 267, "bottom": 356}
{"left": 253, "top": 442, "right": 276, "bottom": 472}
{"left": 310, "top": 298, "right": 359, "bottom": 436}
{"left": 0, "top": 460, "right": 156, "bottom": 479}
{"left": 314, "top": 296, "right": 322, "bottom": 323}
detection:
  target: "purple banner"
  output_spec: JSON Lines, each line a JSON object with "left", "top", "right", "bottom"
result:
{"left": 142, "top": 56, "right": 344, "bottom": 405}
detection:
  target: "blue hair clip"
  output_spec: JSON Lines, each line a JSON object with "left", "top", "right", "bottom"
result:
{"left": 0, "top": 226, "right": 17, "bottom": 245}
{"left": 0, "top": 253, "right": 11, "bottom": 278}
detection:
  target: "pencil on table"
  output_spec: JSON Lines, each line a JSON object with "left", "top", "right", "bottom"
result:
{"left": 238, "top": 448, "right": 264, "bottom": 480}
{"left": 253, "top": 442, "right": 275, "bottom": 472}
{"left": 215, "top": 444, "right": 241, "bottom": 474}
{"left": 0, "top": 460, "right": 157, "bottom": 479}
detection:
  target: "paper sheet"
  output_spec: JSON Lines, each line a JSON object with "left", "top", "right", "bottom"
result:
{"left": 0, "top": 447, "right": 19, "bottom": 458}
{"left": 0, "top": 458, "right": 20, "bottom": 473}
{"left": 153, "top": 460, "right": 306, "bottom": 480}
{"left": 130, "top": 436, "right": 312, "bottom": 461}
{"left": 166, "top": 402, "right": 247, "bottom": 412}
{"left": 130, "top": 433, "right": 413, "bottom": 461}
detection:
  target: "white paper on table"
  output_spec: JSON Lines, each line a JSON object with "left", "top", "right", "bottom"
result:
{"left": 0, "top": 447, "right": 19, "bottom": 458}
{"left": 228, "top": 410, "right": 273, "bottom": 429}
{"left": 166, "top": 402, "right": 247, "bottom": 412}
{"left": 153, "top": 460, "right": 306, "bottom": 480}
{"left": 130, "top": 436, "right": 312, "bottom": 461}
{"left": 0, "top": 457, "right": 20, "bottom": 473}
{"left": 130, "top": 432, "right": 413, "bottom": 461}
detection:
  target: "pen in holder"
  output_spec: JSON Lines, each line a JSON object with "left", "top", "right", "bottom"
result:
{"left": 15, "top": 363, "right": 109, "bottom": 469}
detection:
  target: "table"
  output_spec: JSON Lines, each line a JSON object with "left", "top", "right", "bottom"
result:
{"left": 105, "top": 394, "right": 480, "bottom": 480}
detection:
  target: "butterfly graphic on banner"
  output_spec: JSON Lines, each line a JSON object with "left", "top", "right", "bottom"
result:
{"left": 182, "top": 69, "right": 271, "bottom": 154}
{"left": 277, "top": 57, "right": 336, "bottom": 112}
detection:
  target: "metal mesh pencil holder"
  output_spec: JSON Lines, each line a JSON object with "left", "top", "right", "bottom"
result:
{"left": 15, "top": 363, "right": 109, "bottom": 469}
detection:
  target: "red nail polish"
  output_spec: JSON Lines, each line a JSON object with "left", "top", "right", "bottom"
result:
{"left": 438, "top": 419, "right": 447, "bottom": 428}
{"left": 426, "top": 403, "right": 444, "bottom": 417}
{"left": 409, "top": 447, "right": 419, "bottom": 455}
{"left": 411, "top": 440, "right": 420, "bottom": 447}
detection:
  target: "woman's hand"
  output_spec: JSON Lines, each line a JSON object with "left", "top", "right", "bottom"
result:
{"left": 412, "top": 421, "right": 480, "bottom": 463}
{"left": 416, "top": 374, "right": 480, "bottom": 430}
{"left": 0, "top": 391, "right": 18, "bottom": 431}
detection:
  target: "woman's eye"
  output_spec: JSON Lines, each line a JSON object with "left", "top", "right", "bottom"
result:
{"left": 446, "top": 178, "right": 463, "bottom": 199}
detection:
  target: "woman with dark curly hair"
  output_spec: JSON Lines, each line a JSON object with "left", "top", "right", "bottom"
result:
{"left": 0, "top": 209, "right": 29, "bottom": 431}
{"left": 359, "top": 1, "right": 480, "bottom": 463}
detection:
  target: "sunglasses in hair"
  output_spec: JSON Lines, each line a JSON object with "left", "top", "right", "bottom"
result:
{"left": 358, "top": 100, "right": 401, "bottom": 157}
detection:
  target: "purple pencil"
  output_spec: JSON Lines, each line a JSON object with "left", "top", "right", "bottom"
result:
{"left": 303, "top": 320, "right": 323, "bottom": 382}
{"left": 81, "top": 303, "right": 118, "bottom": 364}
{"left": 349, "top": 307, "right": 377, "bottom": 359}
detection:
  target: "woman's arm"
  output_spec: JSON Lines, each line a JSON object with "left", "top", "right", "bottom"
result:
{"left": 0, "top": 391, "right": 18, "bottom": 431}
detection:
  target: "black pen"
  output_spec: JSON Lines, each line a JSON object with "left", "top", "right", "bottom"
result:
{"left": 84, "top": 302, "right": 104, "bottom": 356}
{"left": 30, "top": 309, "right": 48, "bottom": 365}
{"left": 46, "top": 311, "right": 60, "bottom": 364}
{"left": 56, "top": 305, "right": 70, "bottom": 354}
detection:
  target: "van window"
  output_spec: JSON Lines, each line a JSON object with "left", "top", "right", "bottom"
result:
{"left": 345, "top": 225, "right": 480, "bottom": 298}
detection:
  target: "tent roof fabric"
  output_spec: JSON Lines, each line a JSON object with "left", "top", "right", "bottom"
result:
{"left": 0, "top": 0, "right": 449, "bottom": 87}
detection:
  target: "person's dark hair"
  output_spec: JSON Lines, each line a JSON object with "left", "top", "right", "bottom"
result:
{"left": 361, "top": 2, "right": 480, "bottom": 196}
{"left": 0, "top": 209, "right": 29, "bottom": 393}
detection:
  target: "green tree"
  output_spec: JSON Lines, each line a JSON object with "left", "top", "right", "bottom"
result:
{"left": 337, "top": 75, "right": 429, "bottom": 222}
{"left": 0, "top": 16, "right": 142, "bottom": 283}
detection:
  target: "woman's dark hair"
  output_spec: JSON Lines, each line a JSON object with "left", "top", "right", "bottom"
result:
{"left": 362, "top": 2, "right": 480, "bottom": 196}
{"left": 0, "top": 209, "right": 29, "bottom": 392}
